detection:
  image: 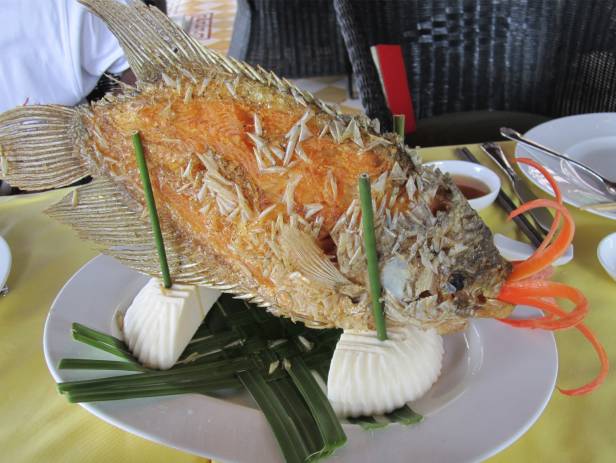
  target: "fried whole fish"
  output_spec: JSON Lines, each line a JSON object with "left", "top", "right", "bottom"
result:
{"left": 0, "top": 0, "right": 512, "bottom": 334}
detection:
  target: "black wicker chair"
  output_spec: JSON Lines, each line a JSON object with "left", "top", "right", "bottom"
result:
{"left": 334, "top": 0, "right": 616, "bottom": 146}
{"left": 229, "top": 0, "right": 349, "bottom": 78}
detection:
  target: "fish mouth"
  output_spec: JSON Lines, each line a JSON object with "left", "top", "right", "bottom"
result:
{"left": 446, "top": 288, "right": 510, "bottom": 319}
{"left": 472, "top": 297, "right": 514, "bottom": 319}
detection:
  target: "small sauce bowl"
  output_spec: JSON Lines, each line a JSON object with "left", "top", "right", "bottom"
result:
{"left": 424, "top": 160, "right": 500, "bottom": 211}
{"left": 597, "top": 232, "right": 616, "bottom": 282}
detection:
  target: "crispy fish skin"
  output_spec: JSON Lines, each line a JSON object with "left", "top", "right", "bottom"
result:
{"left": 0, "top": 0, "right": 511, "bottom": 334}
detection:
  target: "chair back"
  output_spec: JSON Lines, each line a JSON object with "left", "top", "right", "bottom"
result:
{"left": 334, "top": 0, "right": 616, "bottom": 129}
{"left": 230, "top": 0, "right": 348, "bottom": 78}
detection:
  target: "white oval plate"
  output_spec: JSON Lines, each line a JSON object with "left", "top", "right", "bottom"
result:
{"left": 44, "top": 255, "right": 558, "bottom": 463}
{"left": 598, "top": 232, "right": 616, "bottom": 281}
{"left": 516, "top": 113, "right": 616, "bottom": 220}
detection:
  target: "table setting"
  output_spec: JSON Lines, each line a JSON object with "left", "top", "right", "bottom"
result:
{"left": 1, "top": 136, "right": 615, "bottom": 462}
{"left": 1, "top": 2, "right": 616, "bottom": 462}
{"left": 502, "top": 115, "right": 616, "bottom": 218}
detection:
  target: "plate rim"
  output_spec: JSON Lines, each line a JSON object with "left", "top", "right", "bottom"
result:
{"left": 0, "top": 235, "right": 11, "bottom": 289}
{"left": 597, "top": 232, "right": 616, "bottom": 280}
{"left": 516, "top": 112, "right": 616, "bottom": 221}
{"left": 43, "top": 255, "right": 559, "bottom": 463}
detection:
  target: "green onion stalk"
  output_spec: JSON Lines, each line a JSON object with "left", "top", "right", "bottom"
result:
{"left": 393, "top": 114, "right": 405, "bottom": 141}
{"left": 358, "top": 174, "right": 388, "bottom": 341}
{"left": 132, "top": 131, "right": 172, "bottom": 288}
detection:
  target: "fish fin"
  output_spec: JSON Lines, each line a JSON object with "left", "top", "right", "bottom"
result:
{"left": 78, "top": 0, "right": 349, "bottom": 119}
{"left": 46, "top": 177, "right": 236, "bottom": 289}
{"left": 279, "top": 225, "right": 362, "bottom": 295}
{"left": 0, "top": 105, "right": 90, "bottom": 190}
{"left": 78, "top": 0, "right": 219, "bottom": 83}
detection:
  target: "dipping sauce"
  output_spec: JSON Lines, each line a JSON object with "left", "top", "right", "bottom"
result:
{"left": 452, "top": 175, "right": 490, "bottom": 200}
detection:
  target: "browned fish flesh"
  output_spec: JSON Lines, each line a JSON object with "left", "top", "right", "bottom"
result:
{"left": 0, "top": 0, "right": 512, "bottom": 334}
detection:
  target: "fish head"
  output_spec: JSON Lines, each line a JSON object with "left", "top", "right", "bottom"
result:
{"left": 435, "top": 222, "right": 512, "bottom": 315}
{"left": 378, "top": 170, "right": 512, "bottom": 332}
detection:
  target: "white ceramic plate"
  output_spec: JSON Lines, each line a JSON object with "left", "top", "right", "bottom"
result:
{"left": 493, "top": 234, "right": 573, "bottom": 266}
{"left": 597, "top": 232, "right": 616, "bottom": 281}
{"left": 516, "top": 113, "right": 616, "bottom": 220}
{"left": 0, "top": 235, "right": 11, "bottom": 290}
{"left": 44, "top": 255, "right": 558, "bottom": 463}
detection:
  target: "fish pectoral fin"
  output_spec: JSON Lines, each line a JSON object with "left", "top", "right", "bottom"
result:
{"left": 46, "top": 176, "right": 232, "bottom": 289}
{"left": 339, "top": 284, "right": 365, "bottom": 299}
{"left": 279, "top": 224, "right": 358, "bottom": 292}
{"left": 0, "top": 105, "right": 90, "bottom": 191}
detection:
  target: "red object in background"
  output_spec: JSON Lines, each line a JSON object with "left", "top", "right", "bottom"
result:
{"left": 370, "top": 44, "right": 416, "bottom": 134}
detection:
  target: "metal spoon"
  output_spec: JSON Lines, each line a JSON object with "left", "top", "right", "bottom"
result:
{"left": 500, "top": 127, "right": 616, "bottom": 198}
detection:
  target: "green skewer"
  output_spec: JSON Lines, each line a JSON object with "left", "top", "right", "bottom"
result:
{"left": 358, "top": 173, "right": 388, "bottom": 341}
{"left": 132, "top": 131, "right": 172, "bottom": 289}
{"left": 393, "top": 114, "right": 405, "bottom": 141}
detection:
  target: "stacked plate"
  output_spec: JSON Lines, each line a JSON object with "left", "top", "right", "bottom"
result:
{"left": 516, "top": 113, "right": 616, "bottom": 221}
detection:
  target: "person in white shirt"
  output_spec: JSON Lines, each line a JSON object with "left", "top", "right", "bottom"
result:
{"left": 0, "top": 0, "right": 132, "bottom": 194}
{"left": 0, "top": 0, "right": 130, "bottom": 112}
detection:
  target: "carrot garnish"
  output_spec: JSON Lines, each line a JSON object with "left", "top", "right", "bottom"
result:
{"left": 519, "top": 265, "right": 555, "bottom": 282}
{"left": 557, "top": 321, "right": 609, "bottom": 396}
{"left": 495, "top": 157, "right": 607, "bottom": 396}
{"left": 526, "top": 298, "right": 608, "bottom": 395}
{"left": 508, "top": 200, "right": 574, "bottom": 281}
{"left": 498, "top": 281, "right": 588, "bottom": 330}
{"left": 515, "top": 158, "right": 562, "bottom": 203}
{"left": 497, "top": 281, "right": 606, "bottom": 395}
{"left": 515, "top": 158, "right": 562, "bottom": 254}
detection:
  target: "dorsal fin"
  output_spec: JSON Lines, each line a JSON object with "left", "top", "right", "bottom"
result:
{"left": 77, "top": 0, "right": 353, "bottom": 126}
{"left": 78, "top": 0, "right": 241, "bottom": 83}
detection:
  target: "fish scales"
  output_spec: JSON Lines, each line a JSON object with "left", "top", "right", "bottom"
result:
{"left": 0, "top": 0, "right": 511, "bottom": 333}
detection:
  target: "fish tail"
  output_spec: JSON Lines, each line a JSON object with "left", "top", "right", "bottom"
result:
{"left": 0, "top": 105, "right": 90, "bottom": 191}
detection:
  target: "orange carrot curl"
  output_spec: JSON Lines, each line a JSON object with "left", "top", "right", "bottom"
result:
{"left": 508, "top": 199, "right": 574, "bottom": 282}
{"left": 496, "top": 157, "right": 607, "bottom": 395}
{"left": 515, "top": 158, "right": 562, "bottom": 254}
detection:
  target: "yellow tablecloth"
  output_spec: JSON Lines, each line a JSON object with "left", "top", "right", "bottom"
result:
{"left": 1, "top": 142, "right": 615, "bottom": 463}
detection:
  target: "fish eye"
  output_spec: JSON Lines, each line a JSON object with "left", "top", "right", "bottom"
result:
{"left": 449, "top": 272, "right": 465, "bottom": 291}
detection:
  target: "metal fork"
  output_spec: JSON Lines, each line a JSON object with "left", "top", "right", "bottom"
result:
{"left": 455, "top": 147, "right": 545, "bottom": 247}
{"left": 500, "top": 127, "right": 616, "bottom": 198}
